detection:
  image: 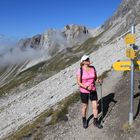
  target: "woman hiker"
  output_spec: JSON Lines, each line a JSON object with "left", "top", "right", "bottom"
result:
{"left": 76, "top": 54, "right": 103, "bottom": 129}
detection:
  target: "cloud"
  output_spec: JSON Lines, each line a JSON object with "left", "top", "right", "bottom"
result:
{"left": 0, "top": 45, "right": 43, "bottom": 68}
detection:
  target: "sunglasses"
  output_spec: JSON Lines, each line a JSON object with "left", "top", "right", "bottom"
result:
{"left": 84, "top": 58, "right": 90, "bottom": 61}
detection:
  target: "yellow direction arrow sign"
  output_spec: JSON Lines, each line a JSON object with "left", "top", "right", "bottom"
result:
{"left": 113, "top": 61, "right": 140, "bottom": 71}
{"left": 124, "top": 34, "right": 136, "bottom": 45}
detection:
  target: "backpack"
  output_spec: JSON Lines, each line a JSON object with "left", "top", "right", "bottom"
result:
{"left": 80, "top": 66, "right": 97, "bottom": 83}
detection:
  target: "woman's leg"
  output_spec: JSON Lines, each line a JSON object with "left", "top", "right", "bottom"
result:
{"left": 91, "top": 100, "right": 98, "bottom": 118}
{"left": 81, "top": 103, "right": 88, "bottom": 128}
{"left": 80, "top": 93, "right": 89, "bottom": 128}
{"left": 90, "top": 91, "right": 103, "bottom": 129}
{"left": 80, "top": 93, "right": 89, "bottom": 117}
{"left": 90, "top": 91, "right": 98, "bottom": 118}
{"left": 82, "top": 103, "right": 88, "bottom": 117}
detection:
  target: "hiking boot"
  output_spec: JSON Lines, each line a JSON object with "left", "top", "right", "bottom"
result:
{"left": 82, "top": 117, "right": 88, "bottom": 129}
{"left": 93, "top": 118, "right": 103, "bottom": 129}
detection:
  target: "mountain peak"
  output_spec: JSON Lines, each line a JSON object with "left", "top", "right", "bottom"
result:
{"left": 19, "top": 24, "right": 91, "bottom": 56}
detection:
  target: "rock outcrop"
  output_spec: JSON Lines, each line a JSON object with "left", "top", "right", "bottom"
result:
{"left": 100, "top": 0, "right": 140, "bottom": 43}
{"left": 103, "top": 0, "right": 140, "bottom": 30}
{"left": 19, "top": 34, "right": 42, "bottom": 50}
{"left": 19, "top": 24, "right": 91, "bottom": 56}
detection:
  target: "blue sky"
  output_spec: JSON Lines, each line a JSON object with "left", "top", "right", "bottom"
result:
{"left": 0, "top": 0, "right": 121, "bottom": 39}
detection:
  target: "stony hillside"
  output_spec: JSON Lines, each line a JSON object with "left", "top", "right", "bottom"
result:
{"left": 99, "top": 0, "right": 140, "bottom": 44}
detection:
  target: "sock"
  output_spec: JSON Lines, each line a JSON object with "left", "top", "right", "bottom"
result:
{"left": 94, "top": 118, "right": 98, "bottom": 123}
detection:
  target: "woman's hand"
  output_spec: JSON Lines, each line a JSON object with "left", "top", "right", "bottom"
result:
{"left": 86, "top": 85, "right": 92, "bottom": 91}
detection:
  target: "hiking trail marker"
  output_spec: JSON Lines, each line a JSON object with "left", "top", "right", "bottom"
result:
{"left": 113, "top": 61, "right": 140, "bottom": 71}
{"left": 113, "top": 25, "right": 139, "bottom": 126}
{"left": 126, "top": 48, "right": 137, "bottom": 59}
{"left": 124, "top": 33, "right": 136, "bottom": 45}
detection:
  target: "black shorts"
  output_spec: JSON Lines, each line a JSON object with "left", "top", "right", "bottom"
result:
{"left": 80, "top": 91, "right": 98, "bottom": 103}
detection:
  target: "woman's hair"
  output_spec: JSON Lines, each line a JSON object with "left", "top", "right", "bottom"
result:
{"left": 80, "top": 62, "right": 83, "bottom": 67}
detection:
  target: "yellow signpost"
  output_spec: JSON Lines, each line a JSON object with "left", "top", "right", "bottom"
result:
{"left": 114, "top": 25, "right": 138, "bottom": 126}
{"left": 113, "top": 61, "right": 140, "bottom": 71}
{"left": 124, "top": 34, "right": 136, "bottom": 45}
{"left": 112, "top": 25, "right": 139, "bottom": 125}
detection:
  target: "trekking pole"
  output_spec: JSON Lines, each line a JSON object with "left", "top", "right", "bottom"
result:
{"left": 99, "top": 83, "right": 104, "bottom": 126}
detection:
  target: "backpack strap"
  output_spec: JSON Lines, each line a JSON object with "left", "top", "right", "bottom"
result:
{"left": 90, "top": 66, "right": 97, "bottom": 81}
{"left": 80, "top": 67, "right": 83, "bottom": 83}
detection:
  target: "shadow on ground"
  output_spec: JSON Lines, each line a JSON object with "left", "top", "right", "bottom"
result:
{"left": 87, "top": 93, "right": 117, "bottom": 126}
{"left": 134, "top": 81, "right": 140, "bottom": 120}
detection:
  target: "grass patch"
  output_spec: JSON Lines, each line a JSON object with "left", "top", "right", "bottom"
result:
{"left": 5, "top": 107, "right": 54, "bottom": 140}
{"left": 0, "top": 71, "right": 37, "bottom": 96}
{"left": 123, "top": 71, "right": 129, "bottom": 77}
{"left": 50, "top": 91, "right": 80, "bottom": 124}
{"left": 72, "top": 37, "right": 100, "bottom": 54}
{"left": 5, "top": 91, "right": 80, "bottom": 140}
{"left": 121, "top": 121, "right": 133, "bottom": 133}
{"left": 8, "top": 108, "right": 53, "bottom": 140}
{"left": 122, "top": 122, "right": 130, "bottom": 132}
